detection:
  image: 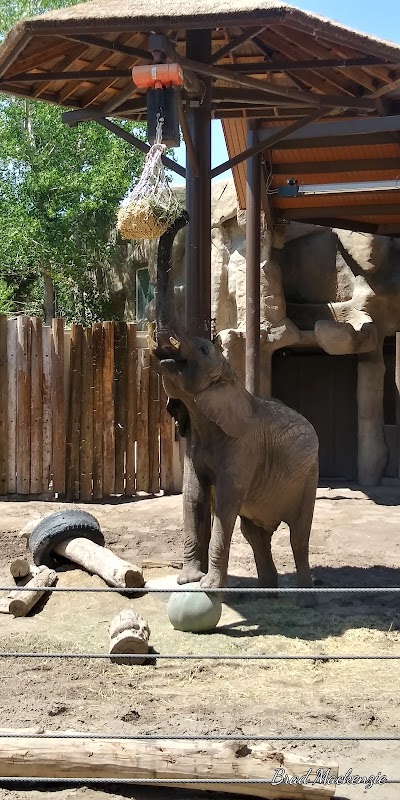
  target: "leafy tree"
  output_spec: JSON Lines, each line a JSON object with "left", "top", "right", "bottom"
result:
{"left": 0, "top": 0, "right": 147, "bottom": 322}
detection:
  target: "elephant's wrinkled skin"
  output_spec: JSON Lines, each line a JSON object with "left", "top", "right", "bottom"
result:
{"left": 154, "top": 216, "right": 319, "bottom": 590}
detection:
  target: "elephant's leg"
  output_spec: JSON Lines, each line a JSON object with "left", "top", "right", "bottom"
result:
{"left": 200, "top": 488, "right": 240, "bottom": 589}
{"left": 287, "top": 466, "right": 318, "bottom": 600}
{"left": 240, "top": 517, "right": 278, "bottom": 588}
{"left": 177, "top": 457, "right": 211, "bottom": 585}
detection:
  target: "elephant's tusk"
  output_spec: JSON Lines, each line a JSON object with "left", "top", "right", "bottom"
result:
{"left": 169, "top": 336, "right": 181, "bottom": 349}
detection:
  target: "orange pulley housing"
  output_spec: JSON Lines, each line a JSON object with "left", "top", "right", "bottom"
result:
{"left": 131, "top": 63, "right": 184, "bottom": 91}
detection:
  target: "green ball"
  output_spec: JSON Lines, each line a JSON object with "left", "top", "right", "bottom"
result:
{"left": 167, "top": 582, "right": 222, "bottom": 633}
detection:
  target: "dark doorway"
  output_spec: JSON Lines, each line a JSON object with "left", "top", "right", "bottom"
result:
{"left": 272, "top": 350, "right": 358, "bottom": 480}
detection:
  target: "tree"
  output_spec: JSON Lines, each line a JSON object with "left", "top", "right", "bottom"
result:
{"left": 0, "top": 0, "right": 147, "bottom": 322}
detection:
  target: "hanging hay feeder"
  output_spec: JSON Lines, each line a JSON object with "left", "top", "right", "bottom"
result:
{"left": 117, "top": 118, "right": 182, "bottom": 241}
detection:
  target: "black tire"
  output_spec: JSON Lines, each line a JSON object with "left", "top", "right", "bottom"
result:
{"left": 29, "top": 510, "right": 104, "bottom": 567}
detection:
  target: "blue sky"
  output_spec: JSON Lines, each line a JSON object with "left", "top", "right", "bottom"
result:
{"left": 170, "top": 0, "right": 400, "bottom": 185}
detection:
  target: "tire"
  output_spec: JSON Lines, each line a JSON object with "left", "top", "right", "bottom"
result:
{"left": 29, "top": 510, "right": 104, "bottom": 567}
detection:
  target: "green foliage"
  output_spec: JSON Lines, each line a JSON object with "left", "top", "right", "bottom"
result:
{"left": 0, "top": 0, "right": 148, "bottom": 322}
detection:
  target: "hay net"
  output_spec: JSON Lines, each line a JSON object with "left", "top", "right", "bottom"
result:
{"left": 117, "top": 116, "right": 182, "bottom": 241}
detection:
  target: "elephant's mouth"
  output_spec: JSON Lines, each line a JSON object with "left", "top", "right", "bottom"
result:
{"left": 159, "top": 357, "right": 186, "bottom": 374}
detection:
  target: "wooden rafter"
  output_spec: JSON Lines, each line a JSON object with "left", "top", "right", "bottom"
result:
{"left": 212, "top": 109, "right": 323, "bottom": 178}
{"left": 271, "top": 157, "right": 400, "bottom": 174}
{"left": 219, "top": 56, "right": 397, "bottom": 73}
{"left": 181, "top": 56, "right": 377, "bottom": 109}
{"left": 278, "top": 202, "right": 400, "bottom": 220}
{"left": 31, "top": 43, "right": 92, "bottom": 99}
{"left": 209, "top": 26, "right": 267, "bottom": 64}
{"left": 60, "top": 34, "right": 151, "bottom": 61}
{"left": 95, "top": 119, "right": 186, "bottom": 178}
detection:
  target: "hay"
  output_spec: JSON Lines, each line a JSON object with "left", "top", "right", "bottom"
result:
{"left": 117, "top": 121, "right": 183, "bottom": 241}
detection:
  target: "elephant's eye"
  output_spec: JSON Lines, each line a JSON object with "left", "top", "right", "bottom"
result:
{"left": 200, "top": 344, "right": 208, "bottom": 356}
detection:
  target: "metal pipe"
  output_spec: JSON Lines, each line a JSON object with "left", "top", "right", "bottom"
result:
{"left": 245, "top": 123, "right": 261, "bottom": 397}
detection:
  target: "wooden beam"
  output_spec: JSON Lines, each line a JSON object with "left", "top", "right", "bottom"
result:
{"left": 4, "top": 39, "right": 74, "bottom": 77}
{"left": 4, "top": 69, "right": 131, "bottom": 83}
{"left": 209, "top": 27, "right": 267, "bottom": 64}
{"left": 211, "top": 109, "right": 322, "bottom": 178}
{"left": 271, "top": 157, "right": 400, "bottom": 175}
{"left": 61, "top": 34, "right": 151, "bottom": 61}
{"left": 32, "top": 43, "right": 91, "bottom": 99}
{"left": 275, "top": 130, "right": 400, "bottom": 150}
{"left": 220, "top": 56, "right": 398, "bottom": 73}
{"left": 0, "top": 33, "right": 32, "bottom": 79}
{"left": 211, "top": 87, "right": 310, "bottom": 106}
{"left": 62, "top": 99, "right": 146, "bottom": 124}
{"left": 180, "top": 57, "right": 377, "bottom": 110}
{"left": 94, "top": 119, "right": 186, "bottom": 177}
{"left": 259, "top": 113, "right": 400, "bottom": 144}
{"left": 278, "top": 203, "right": 400, "bottom": 220}
{"left": 370, "top": 74, "right": 400, "bottom": 98}
{"left": 100, "top": 82, "right": 139, "bottom": 114}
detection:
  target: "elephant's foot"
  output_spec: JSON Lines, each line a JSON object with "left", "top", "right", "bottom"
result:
{"left": 177, "top": 563, "right": 205, "bottom": 585}
{"left": 200, "top": 569, "right": 225, "bottom": 589}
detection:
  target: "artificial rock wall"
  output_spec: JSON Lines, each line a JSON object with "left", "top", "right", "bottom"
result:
{"left": 117, "top": 179, "right": 400, "bottom": 486}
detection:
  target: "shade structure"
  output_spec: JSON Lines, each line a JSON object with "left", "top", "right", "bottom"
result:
{"left": 1, "top": 1, "right": 400, "bottom": 232}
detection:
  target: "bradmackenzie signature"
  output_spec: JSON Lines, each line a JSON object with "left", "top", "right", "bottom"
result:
{"left": 272, "top": 767, "right": 388, "bottom": 791}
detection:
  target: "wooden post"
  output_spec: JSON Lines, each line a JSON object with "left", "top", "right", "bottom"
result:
{"left": 396, "top": 333, "right": 400, "bottom": 476}
{"left": 148, "top": 354, "right": 160, "bottom": 494}
{"left": 92, "top": 322, "right": 104, "bottom": 499}
{"left": 136, "top": 348, "right": 150, "bottom": 492}
{"left": 51, "top": 318, "right": 65, "bottom": 496}
{"left": 66, "top": 324, "right": 82, "bottom": 500}
{"left": 125, "top": 323, "right": 137, "bottom": 496}
{"left": 80, "top": 326, "right": 94, "bottom": 502}
{"left": 0, "top": 733, "right": 338, "bottom": 798}
{"left": 245, "top": 122, "right": 262, "bottom": 397}
{"left": 114, "top": 321, "right": 127, "bottom": 495}
{"left": 16, "top": 315, "right": 31, "bottom": 494}
{"left": 30, "top": 318, "right": 43, "bottom": 494}
{"left": 102, "top": 321, "right": 115, "bottom": 496}
{"left": 42, "top": 324, "right": 52, "bottom": 493}
{"left": 6, "top": 319, "right": 17, "bottom": 494}
{"left": 185, "top": 30, "right": 212, "bottom": 338}
{"left": 0, "top": 316, "right": 8, "bottom": 495}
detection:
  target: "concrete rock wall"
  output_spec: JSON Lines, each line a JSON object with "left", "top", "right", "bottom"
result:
{"left": 122, "top": 179, "right": 400, "bottom": 486}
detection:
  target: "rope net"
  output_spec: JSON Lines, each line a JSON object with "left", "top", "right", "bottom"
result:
{"left": 117, "top": 117, "right": 182, "bottom": 240}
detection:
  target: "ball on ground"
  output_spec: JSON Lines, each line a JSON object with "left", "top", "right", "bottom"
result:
{"left": 167, "top": 582, "right": 222, "bottom": 632}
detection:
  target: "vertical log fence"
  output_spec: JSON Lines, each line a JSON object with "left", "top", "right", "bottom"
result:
{"left": 0, "top": 316, "right": 180, "bottom": 500}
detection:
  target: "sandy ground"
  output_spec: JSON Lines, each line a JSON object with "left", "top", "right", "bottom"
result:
{"left": 0, "top": 485, "right": 399, "bottom": 800}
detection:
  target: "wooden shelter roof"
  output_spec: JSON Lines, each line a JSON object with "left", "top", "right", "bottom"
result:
{"left": 1, "top": 0, "right": 400, "bottom": 234}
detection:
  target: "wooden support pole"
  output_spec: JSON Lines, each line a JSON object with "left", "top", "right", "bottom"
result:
{"left": 245, "top": 123, "right": 261, "bottom": 397}
{"left": 185, "top": 29, "right": 212, "bottom": 339}
{"left": 0, "top": 733, "right": 338, "bottom": 797}
{"left": 395, "top": 332, "right": 400, "bottom": 476}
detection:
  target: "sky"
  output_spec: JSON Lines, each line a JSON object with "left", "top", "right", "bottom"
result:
{"left": 170, "top": 0, "right": 400, "bottom": 185}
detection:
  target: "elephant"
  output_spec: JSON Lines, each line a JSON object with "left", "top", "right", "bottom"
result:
{"left": 154, "top": 214, "right": 319, "bottom": 590}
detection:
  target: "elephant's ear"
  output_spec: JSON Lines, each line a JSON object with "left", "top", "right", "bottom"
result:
{"left": 194, "top": 377, "right": 256, "bottom": 438}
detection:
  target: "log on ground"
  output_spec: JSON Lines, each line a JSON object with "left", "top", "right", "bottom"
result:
{"left": 54, "top": 538, "right": 144, "bottom": 589}
{"left": 109, "top": 608, "right": 150, "bottom": 664}
{"left": 8, "top": 566, "right": 57, "bottom": 617}
{"left": 0, "top": 733, "right": 338, "bottom": 798}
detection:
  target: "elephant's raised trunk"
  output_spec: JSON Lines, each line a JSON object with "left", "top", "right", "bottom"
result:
{"left": 155, "top": 212, "right": 188, "bottom": 351}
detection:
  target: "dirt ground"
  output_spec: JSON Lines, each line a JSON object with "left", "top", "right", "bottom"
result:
{"left": 0, "top": 485, "right": 399, "bottom": 800}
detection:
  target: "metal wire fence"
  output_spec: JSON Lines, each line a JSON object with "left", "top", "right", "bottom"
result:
{"left": 1, "top": 583, "right": 399, "bottom": 789}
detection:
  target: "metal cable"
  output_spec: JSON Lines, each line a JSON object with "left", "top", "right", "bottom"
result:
{"left": 0, "top": 777, "right": 398, "bottom": 785}
{"left": 0, "top": 732, "right": 399, "bottom": 741}
{"left": 1, "top": 585, "right": 400, "bottom": 593}
{"left": 0, "top": 652, "right": 399, "bottom": 660}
